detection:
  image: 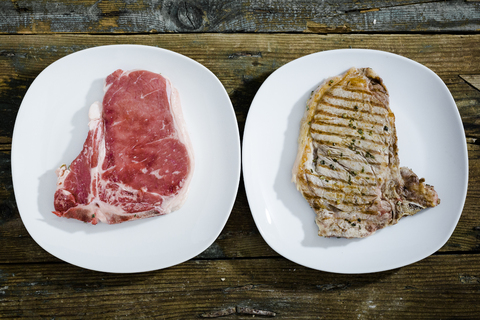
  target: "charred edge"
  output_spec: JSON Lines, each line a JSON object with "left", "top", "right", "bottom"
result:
{"left": 407, "top": 202, "right": 423, "bottom": 211}
{"left": 369, "top": 82, "right": 386, "bottom": 92}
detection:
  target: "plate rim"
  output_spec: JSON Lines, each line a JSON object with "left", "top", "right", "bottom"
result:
{"left": 11, "top": 44, "right": 241, "bottom": 273}
{"left": 242, "top": 48, "right": 468, "bottom": 274}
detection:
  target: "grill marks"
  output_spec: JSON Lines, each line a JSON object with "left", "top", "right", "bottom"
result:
{"left": 293, "top": 67, "right": 440, "bottom": 238}
{"left": 302, "top": 78, "right": 390, "bottom": 213}
{"left": 310, "top": 93, "right": 390, "bottom": 157}
{"left": 290, "top": 67, "right": 398, "bottom": 237}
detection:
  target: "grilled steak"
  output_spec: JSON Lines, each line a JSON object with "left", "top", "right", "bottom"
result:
{"left": 292, "top": 67, "right": 439, "bottom": 238}
{"left": 53, "top": 69, "right": 194, "bottom": 224}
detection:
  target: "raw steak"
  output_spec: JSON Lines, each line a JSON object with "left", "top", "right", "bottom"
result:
{"left": 53, "top": 69, "right": 194, "bottom": 224}
{"left": 292, "top": 67, "right": 439, "bottom": 238}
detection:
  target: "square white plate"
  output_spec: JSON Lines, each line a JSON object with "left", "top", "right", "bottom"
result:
{"left": 12, "top": 45, "right": 241, "bottom": 273}
{"left": 243, "top": 49, "right": 468, "bottom": 274}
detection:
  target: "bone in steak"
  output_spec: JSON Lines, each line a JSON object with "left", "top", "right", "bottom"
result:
{"left": 53, "top": 69, "right": 194, "bottom": 224}
{"left": 292, "top": 67, "right": 439, "bottom": 238}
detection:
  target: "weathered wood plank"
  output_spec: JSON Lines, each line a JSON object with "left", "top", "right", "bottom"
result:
{"left": 0, "top": 0, "right": 479, "bottom": 34}
{"left": 1, "top": 34, "right": 479, "bottom": 137}
{"left": 1, "top": 255, "right": 480, "bottom": 318}
{"left": 0, "top": 34, "right": 479, "bottom": 264}
{"left": 460, "top": 74, "right": 480, "bottom": 91}
{"left": 305, "top": 0, "right": 480, "bottom": 33}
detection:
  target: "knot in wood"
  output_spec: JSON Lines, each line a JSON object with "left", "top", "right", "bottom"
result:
{"left": 174, "top": 1, "right": 205, "bottom": 30}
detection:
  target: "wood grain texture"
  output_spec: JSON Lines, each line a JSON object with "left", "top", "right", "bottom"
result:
{"left": 1, "top": 255, "right": 480, "bottom": 318}
{"left": 0, "top": 34, "right": 479, "bottom": 265}
{"left": 0, "top": 34, "right": 479, "bottom": 137}
{"left": 0, "top": 0, "right": 479, "bottom": 317}
{"left": 0, "top": 0, "right": 479, "bottom": 34}
{"left": 460, "top": 74, "right": 480, "bottom": 91}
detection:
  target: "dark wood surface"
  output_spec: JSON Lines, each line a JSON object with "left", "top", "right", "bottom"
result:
{"left": 1, "top": 1, "right": 480, "bottom": 319}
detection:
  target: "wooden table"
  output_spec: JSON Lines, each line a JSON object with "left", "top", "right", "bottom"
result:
{"left": 1, "top": 1, "right": 480, "bottom": 318}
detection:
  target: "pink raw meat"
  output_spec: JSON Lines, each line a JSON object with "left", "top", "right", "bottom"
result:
{"left": 53, "top": 69, "right": 194, "bottom": 224}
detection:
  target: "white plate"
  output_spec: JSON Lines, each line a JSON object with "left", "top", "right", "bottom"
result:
{"left": 12, "top": 45, "right": 240, "bottom": 273}
{"left": 243, "top": 49, "right": 468, "bottom": 274}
